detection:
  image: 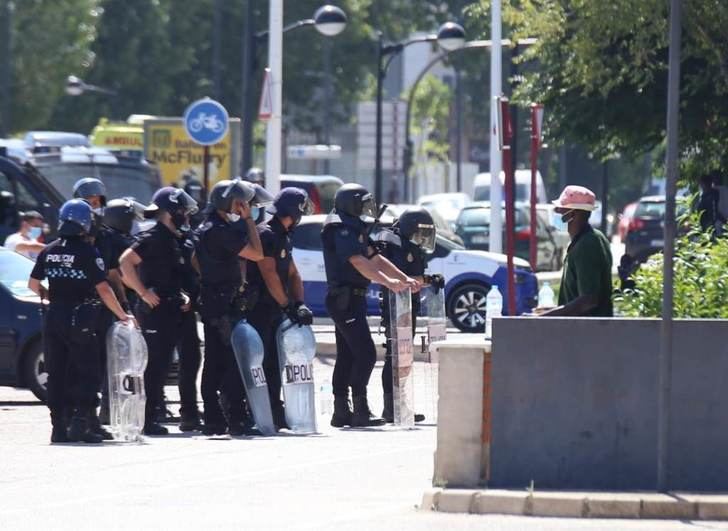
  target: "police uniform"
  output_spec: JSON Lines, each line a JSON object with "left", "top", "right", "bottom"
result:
{"left": 376, "top": 227, "right": 426, "bottom": 398}
{"left": 176, "top": 230, "right": 202, "bottom": 428}
{"left": 196, "top": 211, "right": 249, "bottom": 431}
{"left": 322, "top": 214, "right": 378, "bottom": 403}
{"left": 31, "top": 237, "right": 107, "bottom": 435}
{"left": 246, "top": 216, "right": 293, "bottom": 419}
{"left": 130, "top": 222, "right": 187, "bottom": 430}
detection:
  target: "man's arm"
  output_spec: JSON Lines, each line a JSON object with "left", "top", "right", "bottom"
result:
{"left": 288, "top": 261, "right": 305, "bottom": 303}
{"left": 119, "top": 248, "right": 160, "bottom": 307}
{"left": 258, "top": 257, "right": 289, "bottom": 306}
{"left": 540, "top": 294, "right": 598, "bottom": 317}
{"left": 107, "top": 269, "right": 128, "bottom": 307}
{"left": 349, "top": 255, "right": 406, "bottom": 292}
{"left": 238, "top": 206, "right": 264, "bottom": 262}
{"left": 371, "top": 252, "right": 421, "bottom": 292}
{"left": 95, "top": 281, "right": 135, "bottom": 325}
{"left": 14, "top": 241, "right": 45, "bottom": 254}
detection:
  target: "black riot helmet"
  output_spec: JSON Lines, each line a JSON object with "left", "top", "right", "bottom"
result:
{"left": 73, "top": 177, "right": 107, "bottom": 207}
{"left": 103, "top": 197, "right": 146, "bottom": 234}
{"left": 245, "top": 167, "right": 265, "bottom": 186}
{"left": 333, "top": 183, "right": 376, "bottom": 220}
{"left": 397, "top": 207, "right": 437, "bottom": 253}
{"left": 208, "top": 179, "right": 255, "bottom": 212}
{"left": 269, "top": 187, "right": 313, "bottom": 226}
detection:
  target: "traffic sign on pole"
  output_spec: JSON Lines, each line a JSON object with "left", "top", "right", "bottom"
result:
{"left": 259, "top": 68, "right": 273, "bottom": 122}
{"left": 183, "top": 98, "right": 229, "bottom": 146}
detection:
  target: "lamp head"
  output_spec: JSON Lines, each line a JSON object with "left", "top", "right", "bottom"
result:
{"left": 437, "top": 22, "right": 466, "bottom": 52}
{"left": 314, "top": 5, "right": 347, "bottom": 37}
{"left": 65, "top": 75, "right": 85, "bottom": 96}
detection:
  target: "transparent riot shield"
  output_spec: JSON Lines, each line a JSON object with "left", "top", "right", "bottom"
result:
{"left": 419, "top": 284, "right": 446, "bottom": 424}
{"left": 106, "top": 321, "right": 148, "bottom": 442}
{"left": 276, "top": 319, "right": 317, "bottom": 434}
{"left": 389, "top": 287, "right": 415, "bottom": 427}
{"left": 230, "top": 319, "right": 276, "bottom": 436}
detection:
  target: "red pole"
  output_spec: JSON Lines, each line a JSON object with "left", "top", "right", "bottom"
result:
{"left": 499, "top": 97, "right": 517, "bottom": 316}
{"left": 528, "top": 105, "right": 538, "bottom": 270}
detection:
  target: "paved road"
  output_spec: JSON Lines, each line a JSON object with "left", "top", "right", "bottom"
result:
{"left": 3, "top": 355, "right": 728, "bottom": 530}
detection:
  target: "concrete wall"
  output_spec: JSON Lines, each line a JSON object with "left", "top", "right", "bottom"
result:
{"left": 489, "top": 317, "right": 728, "bottom": 491}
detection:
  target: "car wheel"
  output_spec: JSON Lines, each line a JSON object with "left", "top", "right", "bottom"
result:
{"left": 22, "top": 340, "right": 47, "bottom": 402}
{"left": 447, "top": 282, "right": 489, "bottom": 333}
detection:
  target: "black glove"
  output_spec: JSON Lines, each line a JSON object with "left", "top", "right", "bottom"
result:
{"left": 295, "top": 302, "right": 314, "bottom": 326}
{"left": 283, "top": 303, "right": 300, "bottom": 325}
{"left": 426, "top": 274, "right": 446, "bottom": 293}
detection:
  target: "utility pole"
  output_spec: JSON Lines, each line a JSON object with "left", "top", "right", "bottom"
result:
{"left": 241, "top": 0, "right": 256, "bottom": 174}
{"left": 212, "top": 0, "right": 222, "bottom": 101}
{"left": 0, "top": 1, "right": 13, "bottom": 137}
{"left": 322, "top": 38, "right": 333, "bottom": 174}
{"left": 455, "top": 66, "right": 463, "bottom": 192}
{"left": 489, "top": 0, "right": 503, "bottom": 253}
{"left": 265, "top": 0, "right": 283, "bottom": 194}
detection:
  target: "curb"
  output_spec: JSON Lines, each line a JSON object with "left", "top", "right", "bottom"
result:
{"left": 419, "top": 488, "right": 728, "bottom": 520}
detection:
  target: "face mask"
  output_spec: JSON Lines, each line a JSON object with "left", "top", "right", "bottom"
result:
{"left": 227, "top": 213, "right": 241, "bottom": 223}
{"left": 250, "top": 207, "right": 260, "bottom": 221}
{"left": 28, "top": 227, "right": 42, "bottom": 240}
{"left": 561, "top": 210, "right": 576, "bottom": 224}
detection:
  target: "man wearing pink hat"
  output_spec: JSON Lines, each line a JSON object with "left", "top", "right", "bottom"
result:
{"left": 541, "top": 185, "right": 613, "bottom": 317}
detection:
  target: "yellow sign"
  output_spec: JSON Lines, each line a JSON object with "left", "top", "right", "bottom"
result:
{"left": 143, "top": 118, "right": 241, "bottom": 186}
{"left": 90, "top": 119, "right": 143, "bottom": 151}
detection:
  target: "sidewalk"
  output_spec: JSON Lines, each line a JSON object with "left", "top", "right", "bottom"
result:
{"left": 422, "top": 488, "right": 728, "bottom": 520}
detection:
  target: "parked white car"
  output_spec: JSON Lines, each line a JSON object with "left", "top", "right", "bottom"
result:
{"left": 290, "top": 215, "right": 538, "bottom": 332}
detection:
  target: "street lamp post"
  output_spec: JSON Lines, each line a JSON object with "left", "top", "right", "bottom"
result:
{"left": 241, "top": 4, "right": 347, "bottom": 178}
{"left": 374, "top": 22, "right": 466, "bottom": 203}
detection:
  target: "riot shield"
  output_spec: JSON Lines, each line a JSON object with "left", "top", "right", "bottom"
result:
{"left": 276, "top": 319, "right": 317, "bottom": 434}
{"left": 230, "top": 319, "right": 276, "bottom": 436}
{"left": 106, "top": 321, "right": 148, "bottom": 442}
{"left": 388, "top": 287, "right": 415, "bottom": 427}
{"left": 419, "top": 284, "right": 446, "bottom": 424}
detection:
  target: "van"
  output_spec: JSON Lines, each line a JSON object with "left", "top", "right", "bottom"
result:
{"left": 473, "top": 170, "right": 548, "bottom": 204}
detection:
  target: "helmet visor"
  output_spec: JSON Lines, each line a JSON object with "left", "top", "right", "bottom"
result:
{"left": 410, "top": 223, "right": 436, "bottom": 253}
{"left": 360, "top": 193, "right": 377, "bottom": 220}
{"left": 170, "top": 188, "right": 199, "bottom": 215}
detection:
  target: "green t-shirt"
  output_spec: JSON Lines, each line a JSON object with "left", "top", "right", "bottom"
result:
{"left": 558, "top": 226, "right": 613, "bottom": 316}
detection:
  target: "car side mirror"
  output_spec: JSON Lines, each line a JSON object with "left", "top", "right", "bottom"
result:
{"left": 0, "top": 190, "right": 16, "bottom": 209}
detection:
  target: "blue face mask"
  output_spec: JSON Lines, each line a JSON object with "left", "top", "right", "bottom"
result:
{"left": 28, "top": 227, "right": 42, "bottom": 240}
{"left": 251, "top": 207, "right": 260, "bottom": 221}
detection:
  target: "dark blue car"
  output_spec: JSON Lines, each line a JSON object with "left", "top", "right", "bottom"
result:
{"left": 0, "top": 247, "right": 46, "bottom": 401}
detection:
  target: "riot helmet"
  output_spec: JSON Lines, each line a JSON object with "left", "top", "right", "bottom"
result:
{"left": 58, "top": 199, "right": 93, "bottom": 237}
{"left": 103, "top": 197, "right": 146, "bottom": 234}
{"left": 334, "top": 183, "right": 377, "bottom": 221}
{"left": 397, "top": 207, "right": 436, "bottom": 253}
{"left": 144, "top": 186, "right": 199, "bottom": 231}
{"left": 269, "top": 187, "right": 313, "bottom": 226}
{"left": 73, "top": 178, "right": 107, "bottom": 208}
{"left": 245, "top": 167, "right": 265, "bottom": 186}
{"left": 209, "top": 179, "right": 255, "bottom": 213}
{"left": 183, "top": 178, "right": 204, "bottom": 205}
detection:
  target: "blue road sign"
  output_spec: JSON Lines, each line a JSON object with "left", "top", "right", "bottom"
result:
{"left": 183, "top": 98, "right": 229, "bottom": 146}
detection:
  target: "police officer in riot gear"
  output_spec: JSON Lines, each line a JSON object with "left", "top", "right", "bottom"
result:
{"left": 245, "top": 167, "right": 265, "bottom": 186}
{"left": 321, "top": 184, "right": 420, "bottom": 428}
{"left": 196, "top": 179, "right": 265, "bottom": 436}
{"left": 73, "top": 177, "right": 107, "bottom": 209}
{"left": 29, "top": 199, "right": 134, "bottom": 444}
{"left": 119, "top": 187, "right": 198, "bottom": 435}
{"left": 375, "top": 207, "right": 442, "bottom": 423}
{"left": 247, "top": 187, "right": 314, "bottom": 429}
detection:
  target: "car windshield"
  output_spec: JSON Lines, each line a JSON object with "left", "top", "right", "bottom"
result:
{"left": 0, "top": 249, "right": 37, "bottom": 298}
{"left": 457, "top": 207, "right": 528, "bottom": 227}
{"left": 37, "top": 162, "right": 159, "bottom": 203}
{"left": 635, "top": 201, "right": 665, "bottom": 219}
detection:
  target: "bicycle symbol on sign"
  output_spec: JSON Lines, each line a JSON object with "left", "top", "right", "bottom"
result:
{"left": 189, "top": 113, "right": 225, "bottom": 134}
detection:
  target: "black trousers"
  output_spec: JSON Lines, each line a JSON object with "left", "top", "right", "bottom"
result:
{"left": 201, "top": 316, "right": 246, "bottom": 425}
{"left": 137, "top": 300, "right": 181, "bottom": 428}
{"left": 247, "top": 303, "right": 284, "bottom": 410}
{"left": 176, "top": 309, "right": 202, "bottom": 417}
{"left": 326, "top": 292, "right": 376, "bottom": 398}
{"left": 45, "top": 305, "right": 100, "bottom": 425}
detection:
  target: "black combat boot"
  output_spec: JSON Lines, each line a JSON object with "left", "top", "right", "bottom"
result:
{"left": 50, "top": 410, "right": 69, "bottom": 443}
{"left": 382, "top": 393, "right": 394, "bottom": 423}
{"left": 67, "top": 411, "right": 104, "bottom": 444}
{"left": 143, "top": 422, "right": 169, "bottom": 436}
{"left": 179, "top": 410, "right": 202, "bottom": 432}
{"left": 89, "top": 409, "right": 113, "bottom": 440}
{"left": 330, "top": 395, "right": 352, "bottom": 428}
{"left": 351, "top": 395, "right": 385, "bottom": 427}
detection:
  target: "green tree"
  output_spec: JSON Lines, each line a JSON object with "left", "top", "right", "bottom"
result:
{"left": 5, "top": 0, "right": 96, "bottom": 133}
{"left": 466, "top": 0, "right": 728, "bottom": 182}
{"left": 409, "top": 75, "right": 453, "bottom": 163}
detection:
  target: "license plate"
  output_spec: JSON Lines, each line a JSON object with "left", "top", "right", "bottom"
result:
{"left": 471, "top": 235, "right": 488, "bottom": 244}
{"left": 650, "top": 239, "right": 664, "bottom": 247}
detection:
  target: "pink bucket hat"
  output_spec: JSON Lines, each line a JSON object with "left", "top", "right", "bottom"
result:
{"left": 552, "top": 185, "right": 597, "bottom": 211}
